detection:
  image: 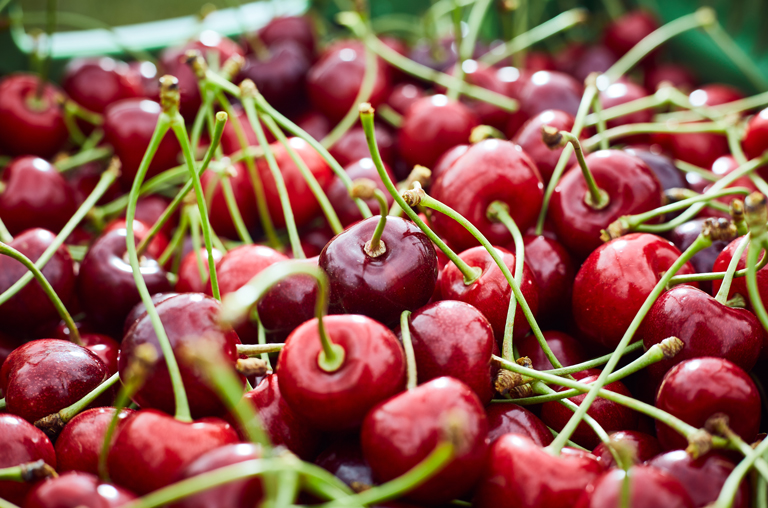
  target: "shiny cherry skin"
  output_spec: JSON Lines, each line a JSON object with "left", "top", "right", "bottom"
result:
{"left": 599, "top": 81, "right": 653, "bottom": 136}
{"left": 65, "top": 161, "right": 123, "bottom": 207}
{"left": 218, "top": 106, "right": 275, "bottom": 156}
{"left": 277, "top": 314, "right": 406, "bottom": 431}
{"left": 77, "top": 229, "right": 172, "bottom": 335}
{"left": 361, "top": 377, "right": 488, "bottom": 504}
{"left": 644, "top": 64, "right": 697, "bottom": 93}
{"left": 647, "top": 450, "right": 749, "bottom": 508}
{"left": 516, "top": 330, "right": 587, "bottom": 371}
{"left": 387, "top": 83, "right": 425, "bottom": 115}
{"left": 1, "top": 339, "right": 108, "bottom": 423}
{"left": 121, "top": 293, "right": 242, "bottom": 418}
{"left": 0, "top": 74, "right": 68, "bottom": 158}
{"left": 307, "top": 41, "right": 391, "bottom": 122}
{"left": 485, "top": 404, "right": 553, "bottom": 446}
{"left": 397, "top": 300, "right": 496, "bottom": 403}
{"left": 169, "top": 443, "right": 263, "bottom": 508}
{"left": 430, "top": 144, "right": 469, "bottom": 183}
{"left": 624, "top": 147, "right": 687, "bottom": 191}
{"left": 200, "top": 162, "right": 259, "bottom": 240}
{"left": 122, "top": 292, "right": 178, "bottom": 337}
{"left": 574, "top": 465, "right": 693, "bottom": 508}
{"left": 210, "top": 245, "right": 288, "bottom": 299}
{"left": 329, "top": 123, "right": 395, "bottom": 168}
{"left": 62, "top": 57, "right": 143, "bottom": 114}
{"left": 712, "top": 237, "right": 768, "bottom": 318}
{"left": 430, "top": 139, "right": 544, "bottom": 251}
{"left": 315, "top": 438, "right": 376, "bottom": 492}
{"left": 549, "top": 150, "right": 663, "bottom": 260}
{"left": 0, "top": 414, "right": 56, "bottom": 505}
{"left": 505, "top": 71, "right": 583, "bottom": 137}
{"left": 320, "top": 216, "right": 437, "bottom": 325}
{"left": 439, "top": 246, "right": 539, "bottom": 344}
{"left": 397, "top": 95, "right": 480, "bottom": 168}
{"left": 603, "top": 10, "right": 660, "bottom": 58}
{"left": 572, "top": 233, "right": 697, "bottom": 351}
{"left": 55, "top": 407, "right": 134, "bottom": 475}
{"left": 103, "top": 218, "right": 169, "bottom": 262}
{"left": 107, "top": 409, "right": 239, "bottom": 494}
{"left": 473, "top": 433, "right": 602, "bottom": 508}
{"left": 256, "top": 257, "right": 318, "bottom": 343}
{"left": 638, "top": 285, "right": 763, "bottom": 382}
{"left": 256, "top": 16, "right": 316, "bottom": 57}
{"left": 591, "top": 431, "right": 661, "bottom": 469}
{"left": 655, "top": 357, "right": 761, "bottom": 450}
{"left": 0, "top": 228, "right": 76, "bottom": 337}
{"left": 520, "top": 235, "right": 576, "bottom": 328}
{"left": 238, "top": 40, "right": 311, "bottom": 114}
{"left": 175, "top": 247, "right": 223, "bottom": 293}
{"left": 325, "top": 158, "right": 395, "bottom": 227}
{"left": 24, "top": 472, "right": 136, "bottom": 508}
{"left": 103, "top": 98, "right": 181, "bottom": 189}
{"left": 512, "top": 109, "right": 578, "bottom": 184}
{"left": 79, "top": 334, "right": 120, "bottom": 375}
{"left": 743, "top": 107, "right": 768, "bottom": 166}
{"left": 131, "top": 195, "right": 177, "bottom": 236}
{"left": 0, "top": 157, "right": 78, "bottom": 235}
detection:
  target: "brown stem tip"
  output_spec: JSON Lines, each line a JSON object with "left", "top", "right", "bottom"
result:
{"left": 685, "top": 429, "right": 713, "bottom": 459}
{"left": 659, "top": 336, "right": 684, "bottom": 359}
{"left": 359, "top": 102, "right": 375, "bottom": 115}
{"left": 20, "top": 460, "right": 58, "bottom": 482}
{"left": 541, "top": 125, "right": 565, "bottom": 149}
{"left": 183, "top": 50, "right": 207, "bottom": 80}
{"left": 600, "top": 217, "right": 630, "bottom": 243}
{"left": 33, "top": 413, "right": 65, "bottom": 441}
{"left": 401, "top": 181, "right": 426, "bottom": 207}
{"left": 701, "top": 217, "right": 737, "bottom": 243}
{"left": 235, "top": 358, "right": 269, "bottom": 378}
{"left": 350, "top": 178, "right": 378, "bottom": 200}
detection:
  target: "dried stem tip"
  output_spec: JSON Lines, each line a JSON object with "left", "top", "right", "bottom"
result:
{"left": 184, "top": 50, "right": 207, "bottom": 80}
{"left": 235, "top": 358, "right": 269, "bottom": 378}
{"left": 350, "top": 178, "right": 378, "bottom": 200}
{"left": 33, "top": 413, "right": 65, "bottom": 441}
{"left": 401, "top": 181, "right": 426, "bottom": 207}
{"left": 541, "top": 125, "right": 566, "bottom": 149}
{"left": 685, "top": 429, "right": 713, "bottom": 459}
{"left": 159, "top": 75, "right": 180, "bottom": 112}
{"left": 745, "top": 191, "right": 768, "bottom": 235}
{"left": 20, "top": 460, "right": 57, "bottom": 482}
{"left": 704, "top": 412, "right": 731, "bottom": 436}
{"left": 239, "top": 79, "right": 258, "bottom": 99}
{"left": 359, "top": 102, "right": 375, "bottom": 115}
{"left": 658, "top": 336, "right": 684, "bottom": 359}
{"left": 700, "top": 217, "right": 737, "bottom": 243}
{"left": 600, "top": 217, "right": 630, "bottom": 242}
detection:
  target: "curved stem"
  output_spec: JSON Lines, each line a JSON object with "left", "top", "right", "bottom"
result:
{"left": 674, "top": 159, "right": 719, "bottom": 182}
{"left": 716, "top": 235, "right": 750, "bottom": 305}
{"left": 158, "top": 209, "right": 189, "bottom": 267}
{"left": 546, "top": 129, "right": 608, "bottom": 209}
{"left": 0, "top": 219, "right": 12, "bottom": 246}
{"left": 747, "top": 235, "right": 768, "bottom": 332}
{"left": 54, "top": 145, "right": 113, "bottom": 172}
{"left": 591, "top": 90, "right": 609, "bottom": 151}
{"left": 704, "top": 20, "right": 768, "bottom": 92}
{"left": 586, "top": 89, "right": 666, "bottom": 127}
{"left": 582, "top": 122, "right": 726, "bottom": 152}
{"left": 450, "top": 0, "right": 493, "bottom": 100}
{"left": 400, "top": 310, "right": 418, "bottom": 391}
{"left": 237, "top": 343, "right": 284, "bottom": 356}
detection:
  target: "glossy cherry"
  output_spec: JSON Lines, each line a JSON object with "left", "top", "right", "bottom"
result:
{"left": 575, "top": 465, "right": 693, "bottom": 508}
{"left": 103, "top": 218, "right": 169, "bottom": 262}
{"left": 294, "top": 110, "right": 331, "bottom": 141}
{"left": 743, "top": 107, "right": 768, "bottom": 164}
{"left": 176, "top": 248, "right": 223, "bottom": 294}
{"left": 0, "top": 414, "right": 56, "bottom": 505}
{"left": 516, "top": 330, "right": 587, "bottom": 371}
{"left": 62, "top": 57, "right": 144, "bottom": 114}
{"left": 55, "top": 407, "right": 134, "bottom": 475}
{"left": 603, "top": 10, "right": 660, "bottom": 58}
{"left": 329, "top": 123, "right": 395, "bottom": 168}
{"left": 570, "top": 45, "right": 617, "bottom": 84}
{"left": 122, "top": 292, "right": 178, "bottom": 337}
{"left": 315, "top": 438, "right": 376, "bottom": 492}
{"left": 624, "top": 147, "right": 687, "bottom": 191}
{"left": 599, "top": 81, "right": 653, "bottom": 137}
{"left": 486, "top": 404, "right": 553, "bottom": 446}
{"left": 24, "top": 472, "right": 137, "bottom": 508}
{"left": 79, "top": 334, "right": 120, "bottom": 376}
{"left": 238, "top": 40, "right": 311, "bottom": 114}
{"left": 430, "top": 144, "right": 469, "bottom": 183}
{"left": 65, "top": 160, "right": 122, "bottom": 207}
{"left": 255, "top": 15, "right": 316, "bottom": 57}
{"left": 218, "top": 106, "right": 275, "bottom": 156}
{"left": 442, "top": 61, "right": 511, "bottom": 130}
{"left": 387, "top": 83, "right": 425, "bottom": 115}
{"left": 591, "top": 430, "right": 662, "bottom": 469}
{"left": 519, "top": 235, "right": 576, "bottom": 328}
{"left": 512, "top": 109, "right": 578, "bottom": 184}
{"left": 325, "top": 158, "right": 395, "bottom": 227}
{"left": 505, "top": 71, "right": 583, "bottom": 137}
{"left": 256, "top": 257, "right": 318, "bottom": 343}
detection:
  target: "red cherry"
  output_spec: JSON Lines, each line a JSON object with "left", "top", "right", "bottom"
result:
{"left": 742, "top": 107, "right": 768, "bottom": 160}
{"left": 361, "top": 377, "right": 488, "bottom": 504}
{"left": 315, "top": 438, "right": 375, "bottom": 492}
{"left": 131, "top": 195, "right": 177, "bottom": 236}
{"left": 24, "top": 472, "right": 137, "bottom": 508}
{"left": 520, "top": 235, "right": 576, "bottom": 328}
{"left": 65, "top": 161, "right": 122, "bottom": 207}
{"left": 0, "top": 414, "right": 56, "bottom": 505}
{"left": 512, "top": 110, "right": 578, "bottom": 184}
{"left": 485, "top": 404, "right": 553, "bottom": 446}
{"left": 443, "top": 61, "right": 511, "bottom": 130}
{"left": 575, "top": 465, "right": 694, "bottom": 508}
{"left": 256, "top": 16, "right": 316, "bottom": 58}
{"left": 325, "top": 158, "right": 395, "bottom": 227}
{"left": 107, "top": 409, "right": 239, "bottom": 494}
{"left": 256, "top": 257, "right": 318, "bottom": 343}
{"left": 55, "top": 407, "right": 134, "bottom": 475}
{"left": 591, "top": 430, "right": 661, "bottom": 469}
{"left": 176, "top": 248, "right": 223, "bottom": 294}
{"left": 516, "top": 330, "right": 587, "bottom": 371}
{"left": 62, "top": 57, "right": 143, "bottom": 114}
{"left": 103, "top": 218, "right": 169, "bottom": 262}
{"left": 505, "top": 71, "right": 583, "bottom": 137}
{"left": 127, "top": 60, "right": 159, "bottom": 98}
{"left": 430, "top": 144, "right": 469, "bottom": 183}
{"left": 200, "top": 163, "right": 259, "bottom": 240}
{"left": 624, "top": 147, "right": 687, "bottom": 191}
{"left": 0, "top": 74, "right": 68, "bottom": 158}
{"left": 329, "top": 123, "right": 395, "bottom": 168}
{"left": 294, "top": 110, "right": 331, "bottom": 141}
{"left": 644, "top": 64, "right": 697, "bottom": 93}
{"left": 667, "top": 219, "right": 730, "bottom": 294}
{"left": 599, "top": 81, "right": 653, "bottom": 141}
{"left": 570, "top": 45, "right": 617, "bottom": 84}
{"left": 238, "top": 41, "right": 311, "bottom": 114}
{"left": 473, "top": 433, "right": 602, "bottom": 508}
{"left": 219, "top": 106, "right": 275, "bottom": 156}
{"left": 122, "top": 292, "right": 178, "bottom": 337}
{"left": 408, "top": 38, "right": 458, "bottom": 72}
{"left": 80, "top": 334, "right": 120, "bottom": 375}
{"left": 603, "top": 10, "right": 660, "bottom": 58}
{"left": 572, "top": 233, "right": 697, "bottom": 350}
{"left": 386, "top": 83, "right": 425, "bottom": 115}
{"left": 700, "top": 155, "right": 757, "bottom": 219}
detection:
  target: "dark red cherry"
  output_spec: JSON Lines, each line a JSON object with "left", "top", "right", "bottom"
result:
{"left": 103, "top": 218, "right": 169, "bottom": 262}
{"left": 0, "top": 74, "right": 68, "bottom": 158}
{"left": 397, "top": 95, "right": 479, "bottom": 168}
{"left": 572, "top": 233, "right": 697, "bottom": 350}
{"left": 107, "top": 409, "right": 239, "bottom": 494}
{"left": 443, "top": 61, "right": 511, "bottom": 130}
{"left": 655, "top": 357, "right": 761, "bottom": 450}
{"left": 599, "top": 81, "right": 653, "bottom": 138}
{"left": 549, "top": 150, "right": 663, "bottom": 260}
{"left": 516, "top": 330, "right": 587, "bottom": 371}
{"left": 624, "top": 147, "right": 687, "bottom": 191}
{"left": 80, "top": 334, "right": 120, "bottom": 375}
{"left": 329, "top": 123, "right": 395, "bottom": 168}
{"left": 77, "top": 229, "right": 172, "bottom": 335}
{"left": 176, "top": 247, "right": 223, "bottom": 294}
{"left": 169, "top": 443, "right": 263, "bottom": 508}
{"left": 0, "top": 414, "right": 56, "bottom": 505}
{"left": 315, "top": 438, "right": 375, "bottom": 492}
{"left": 325, "top": 158, "right": 395, "bottom": 227}
{"left": 430, "top": 144, "right": 469, "bottom": 183}
{"left": 238, "top": 40, "right": 311, "bottom": 114}
{"left": 648, "top": 450, "right": 750, "bottom": 508}
{"left": 603, "top": 10, "right": 660, "bottom": 58}
{"left": 55, "top": 407, "right": 134, "bottom": 475}
{"left": 0, "top": 332, "right": 22, "bottom": 377}
{"left": 520, "top": 235, "right": 576, "bottom": 328}
{"left": 742, "top": 107, "right": 768, "bottom": 160}
{"left": 505, "top": 71, "right": 583, "bottom": 137}
{"left": 128, "top": 60, "right": 159, "bottom": 98}
{"left": 1, "top": 339, "right": 108, "bottom": 423}
{"left": 277, "top": 314, "right": 405, "bottom": 431}
{"left": 387, "top": 83, "right": 425, "bottom": 115}
{"left": 644, "top": 64, "right": 697, "bottom": 93}
{"left": 132, "top": 195, "right": 177, "bottom": 236}
{"left": 103, "top": 98, "right": 181, "bottom": 189}
{"left": 361, "top": 377, "right": 488, "bottom": 504}
{"left": 65, "top": 160, "right": 122, "bottom": 207}
{"left": 486, "top": 404, "right": 553, "bottom": 446}
{"left": 512, "top": 109, "right": 578, "bottom": 184}
{"left": 24, "top": 472, "right": 137, "bottom": 508}
{"left": 574, "top": 465, "right": 693, "bottom": 508}
{"left": 200, "top": 162, "right": 259, "bottom": 240}
{"left": 591, "top": 431, "right": 661, "bottom": 469}
{"left": 407, "top": 38, "right": 458, "bottom": 73}
{"left": 219, "top": 105, "right": 275, "bottom": 156}
{"left": 473, "top": 433, "right": 602, "bottom": 508}
{"left": 667, "top": 219, "right": 728, "bottom": 294}
{"left": 570, "top": 45, "right": 617, "bottom": 84}
{"left": 256, "top": 16, "right": 316, "bottom": 58}
{"left": 712, "top": 237, "right": 768, "bottom": 316}
{"left": 256, "top": 257, "right": 318, "bottom": 343}
{"left": 62, "top": 57, "right": 143, "bottom": 114}
{"left": 122, "top": 292, "right": 178, "bottom": 337}
{"left": 0, "top": 157, "right": 78, "bottom": 235}
{"left": 439, "top": 246, "right": 539, "bottom": 343}
{"left": 430, "top": 139, "right": 544, "bottom": 251}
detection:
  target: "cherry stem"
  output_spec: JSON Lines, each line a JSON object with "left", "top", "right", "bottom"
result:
{"left": 54, "top": 145, "right": 113, "bottom": 172}
{"left": 237, "top": 343, "right": 283, "bottom": 356}
{"left": 218, "top": 166, "right": 254, "bottom": 244}
{"left": 450, "top": 0, "right": 493, "bottom": 101}
{"left": 189, "top": 86, "right": 216, "bottom": 156}
{"left": 0, "top": 398, "right": 5, "bottom": 411}
{"left": 95, "top": 164, "right": 190, "bottom": 220}
{"left": 0, "top": 460, "right": 57, "bottom": 483}
{"left": 377, "top": 104, "right": 403, "bottom": 128}
{"left": 399, "top": 310, "right": 418, "bottom": 391}
{"left": 186, "top": 206, "right": 207, "bottom": 285}
{"left": 544, "top": 127, "right": 609, "bottom": 210}
{"left": 586, "top": 90, "right": 665, "bottom": 127}
{"left": 351, "top": 178, "right": 389, "bottom": 257}
{"left": 582, "top": 121, "right": 726, "bottom": 152}
{"left": 359, "top": 104, "right": 481, "bottom": 285}
{"left": 710, "top": 431, "right": 768, "bottom": 507}
{"left": 511, "top": 0, "right": 528, "bottom": 69}
{"left": 704, "top": 20, "right": 768, "bottom": 92}
{"left": 669, "top": 249, "right": 768, "bottom": 286}
{"left": 590, "top": 87, "right": 609, "bottom": 151}
{"left": 487, "top": 201, "right": 524, "bottom": 362}
{"left": 715, "top": 235, "right": 750, "bottom": 305}
{"left": 674, "top": 159, "right": 719, "bottom": 183}
{"left": 541, "top": 342, "right": 644, "bottom": 377}
{"left": 448, "top": 3, "right": 463, "bottom": 101}
{"left": 0, "top": 241, "right": 81, "bottom": 345}
{"left": 0, "top": 218, "right": 12, "bottom": 244}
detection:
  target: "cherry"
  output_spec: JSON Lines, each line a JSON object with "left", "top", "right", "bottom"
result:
{"left": 80, "top": 334, "right": 121, "bottom": 375}
{"left": 0, "top": 74, "right": 68, "bottom": 158}
{"left": 122, "top": 292, "right": 178, "bottom": 337}
{"left": 329, "top": 123, "right": 395, "bottom": 168}
{"left": 295, "top": 110, "right": 331, "bottom": 141}
{"left": 441, "top": 61, "right": 511, "bottom": 130}
{"left": 256, "top": 257, "right": 318, "bottom": 342}
{"left": 121, "top": 293, "right": 242, "bottom": 418}
{"left": 55, "top": 407, "right": 134, "bottom": 475}
{"left": 107, "top": 409, "right": 239, "bottom": 494}
{"left": 603, "top": 10, "right": 660, "bottom": 58}
{"left": 77, "top": 229, "right": 172, "bottom": 335}
{"left": 315, "top": 438, "right": 375, "bottom": 492}
{"left": 516, "top": 330, "right": 587, "bottom": 371}
{"left": 62, "top": 57, "right": 144, "bottom": 114}
{"left": 439, "top": 246, "right": 539, "bottom": 343}
{"left": 548, "top": 149, "right": 663, "bottom": 260}
{"left": 407, "top": 38, "right": 458, "bottom": 72}
{"left": 325, "top": 158, "right": 395, "bottom": 227}
{"left": 486, "top": 404, "right": 553, "bottom": 446}
{"left": 397, "top": 95, "right": 479, "bottom": 169}
{"left": 1, "top": 339, "right": 108, "bottom": 423}
{"left": 624, "top": 147, "right": 687, "bottom": 191}
{"left": 520, "top": 235, "right": 576, "bottom": 328}
{"left": 572, "top": 233, "right": 697, "bottom": 351}
{"left": 176, "top": 248, "right": 223, "bottom": 294}
{"left": 103, "top": 98, "right": 181, "bottom": 189}
{"left": 570, "top": 45, "right": 617, "bottom": 84}
{"left": 0, "top": 157, "right": 78, "bottom": 235}
{"left": 103, "top": 218, "right": 169, "bottom": 262}
{"left": 647, "top": 450, "right": 750, "bottom": 508}
{"left": 430, "top": 139, "right": 544, "bottom": 251}
{"left": 591, "top": 431, "right": 662, "bottom": 469}
{"left": 255, "top": 16, "right": 316, "bottom": 58}
{"left": 0, "top": 332, "right": 22, "bottom": 377}
{"left": 644, "top": 64, "right": 697, "bottom": 93}
{"left": 131, "top": 195, "right": 177, "bottom": 237}
{"left": 65, "top": 161, "right": 122, "bottom": 207}
{"left": 512, "top": 109, "right": 578, "bottom": 184}
{"left": 200, "top": 162, "right": 259, "bottom": 240}
{"left": 505, "top": 71, "right": 583, "bottom": 137}
{"left": 387, "top": 83, "right": 425, "bottom": 115}
{"left": 24, "top": 472, "right": 137, "bottom": 508}
{"left": 473, "top": 433, "right": 602, "bottom": 508}
{"left": 128, "top": 60, "right": 159, "bottom": 98}
{"left": 430, "top": 144, "right": 469, "bottom": 183}
{"left": 0, "top": 414, "right": 56, "bottom": 505}
{"left": 575, "top": 465, "right": 694, "bottom": 508}
{"left": 361, "top": 377, "right": 488, "bottom": 504}
{"left": 300, "top": 223, "right": 335, "bottom": 258}
{"left": 742, "top": 107, "right": 768, "bottom": 160}
{"left": 699, "top": 155, "right": 757, "bottom": 219}
{"left": 320, "top": 216, "right": 438, "bottom": 325}
{"left": 599, "top": 81, "right": 653, "bottom": 138}
{"left": 655, "top": 357, "right": 761, "bottom": 450}
{"left": 712, "top": 237, "right": 768, "bottom": 312}
{"left": 170, "top": 443, "right": 263, "bottom": 508}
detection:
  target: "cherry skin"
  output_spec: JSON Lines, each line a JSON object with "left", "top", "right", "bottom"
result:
{"left": 473, "top": 433, "right": 602, "bottom": 508}
{"left": 439, "top": 246, "right": 539, "bottom": 344}
{"left": 397, "top": 95, "right": 480, "bottom": 168}
{"left": 315, "top": 438, "right": 376, "bottom": 492}
{"left": 430, "top": 139, "right": 544, "bottom": 251}
{"left": 549, "top": 150, "right": 663, "bottom": 260}
{"left": 103, "top": 218, "right": 169, "bottom": 262}
{"left": 574, "top": 465, "right": 694, "bottom": 508}
{"left": 320, "top": 216, "right": 438, "bottom": 326}
{"left": 175, "top": 247, "right": 223, "bottom": 294}
{"left": 712, "top": 237, "right": 768, "bottom": 318}
{"left": 591, "top": 431, "right": 662, "bottom": 469}
{"left": 200, "top": 162, "right": 259, "bottom": 240}
{"left": 80, "top": 334, "right": 121, "bottom": 376}
{"left": 387, "top": 83, "right": 425, "bottom": 115}
{"left": 329, "top": 123, "right": 395, "bottom": 168}
{"left": 0, "top": 414, "right": 56, "bottom": 505}
{"left": 698, "top": 155, "right": 757, "bottom": 219}
{"left": 122, "top": 292, "right": 178, "bottom": 337}
{"left": 107, "top": 409, "right": 239, "bottom": 495}
{"left": 55, "top": 407, "right": 134, "bottom": 475}
{"left": 655, "top": 357, "right": 761, "bottom": 450}
{"left": 624, "top": 147, "right": 687, "bottom": 191}
{"left": 603, "top": 10, "right": 660, "bottom": 58}
{"left": 0, "top": 74, "right": 68, "bottom": 158}
{"left": 295, "top": 110, "right": 331, "bottom": 141}
{"left": 24, "top": 472, "right": 137, "bottom": 508}
{"left": 65, "top": 160, "right": 123, "bottom": 207}
{"left": 430, "top": 144, "right": 469, "bottom": 183}
{"left": 644, "top": 64, "right": 697, "bottom": 93}
{"left": 599, "top": 81, "right": 653, "bottom": 139}
{"left": 570, "top": 45, "right": 617, "bottom": 84}
{"left": 255, "top": 257, "right": 318, "bottom": 343}
{"left": 218, "top": 106, "right": 275, "bottom": 156}
{"left": 505, "top": 71, "right": 583, "bottom": 137}
{"left": 277, "top": 314, "right": 406, "bottom": 431}
{"left": 361, "top": 377, "right": 488, "bottom": 504}
{"left": 485, "top": 404, "right": 553, "bottom": 446}
{"left": 1, "top": 339, "right": 108, "bottom": 423}
{"left": 520, "top": 235, "right": 576, "bottom": 328}
{"left": 325, "top": 158, "right": 396, "bottom": 227}
{"left": 256, "top": 15, "right": 316, "bottom": 58}
{"left": 743, "top": 107, "right": 768, "bottom": 160}
{"left": 512, "top": 109, "right": 578, "bottom": 184}
{"left": 62, "top": 57, "right": 144, "bottom": 114}
{"left": 516, "top": 330, "right": 587, "bottom": 371}
{"left": 572, "top": 233, "right": 697, "bottom": 351}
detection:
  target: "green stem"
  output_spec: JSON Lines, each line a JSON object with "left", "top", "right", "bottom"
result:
{"left": 54, "top": 145, "right": 113, "bottom": 172}
{"left": 237, "top": 343, "right": 284, "bottom": 356}
{"left": 705, "top": 20, "right": 768, "bottom": 92}
{"left": 0, "top": 218, "right": 12, "bottom": 244}
{"left": 541, "top": 342, "right": 644, "bottom": 377}
{"left": 256, "top": 318, "right": 272, "bottom": 369}
{"left": 451, "top": 0, "right": 493, "bottom": 100}
{"left": 187, "top": 206, "right": 206, "bottom": 285}
{"left": 674, "top": 159, "right": 719, "bottom": 182}
{"left": 747, "top": 234, "right": 768, "bottom": 332}
{"left": 0, "top": 497, "right": 20, "bottom": 508}
{"left": 190, "top": 87, "right": 215, "bottom": 156}
{"left": 582, "top": 122, "right": 726, "bottom": 152}
{"left": 547, "top": 129, "right": 609, "bottom": 209}
{"left": 668, "top": 249, "right": 768, "bottom": 285}
{"left": 591, "top": 89, "right": 609, "bottom": 151}
{"left": 716, "top": 235, "right": 750, "bottom": 305}
{"left": 511, "top": 0, "right": 528, "bottom": 69}
{"left": 586, "top": 91, "right": 665, "bottom": 127}
{"left": 400, "top": 310, "right": 418, "bottom": 390}
{"left": 711, "top": 436, "right": 768, "bottom": 508}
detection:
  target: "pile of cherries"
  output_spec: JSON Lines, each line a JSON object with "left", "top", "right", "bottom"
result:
{"left": 5, "top": 2, "right": 768, "bottom": 508}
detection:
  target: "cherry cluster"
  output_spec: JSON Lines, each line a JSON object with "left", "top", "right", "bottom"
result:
{"left": 3, "top": 2, "right": 768, "bottom": 508}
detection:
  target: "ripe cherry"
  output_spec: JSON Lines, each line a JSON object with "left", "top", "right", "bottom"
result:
{"left": 644, "top": 64, "right": 697, "bottom": 93}
{"left": 520, "top": 235, "right": 576, "bottom": 328}
{"left": 62, "top": 57, "right": 144, "bottom": 114}
{"left": 599, "top": 81, "right": 653, "bottom": 140}
{"left": 387, "top": 83, "right": 425, "bottom": 115}
{"left": 103, "top": 218, "right": 169, "bottom": 262}
{"left": 505, "top": 71, "right": 583, "bottom": 137}
{"left": 315, "top": 438, "right": 375, "bottom": 492}
{"left": 122, "top": 292, "right": 178, "bottom": 337}
{"left": 742, "top": 107, "right": 768, "bottom": 160}
{"left": 200, "top": 162, "right": 259, "bottom": 240}
{"left": 624, "top": 147, "right": 687, "bottom": 191}
{"left": 712, "top": 237, "right": 768, "bottom": 313}
{"left": 575, "top": 465, "right": 694, "bottom": 508}
{"left": 443, "top": 61, "right": 511, "bottom": 129}
{"left": 591, "top": 430, "right": 662, "bottom": 469}
{"left": 516, "top": 330, "right": 587, "bottom": 371}
{"left": 486, "top": 404, "right": 553, "bottom": 446}
{"left": 570, "top": 45, "right": 616, "bottom": 84}
{"left": 603, "top": 10, "right": 660, "bottom": 58}
{"left": 24, "top": 472, "right": 137, "bottom": 508}
{"left": 176, "top": 248, "right": 223, "bottom": 294}
{"left": 255, "top": 16, "right": 316, "bottom": 58}
{"left": 325, "top": 158, "right": 395, "bottom": 227}
{"left": 512, "top": 109, "right": 578, "bottom": 184}
{"left": 256, "top": 257, "right": 318, "bottom": 343}
{"left": 55, "top": 407, "right": 134, "bottom": 475}
{"left": 329, "top": 123, "right": 395, "bottom": 168}
{"left": 0, "top": 414, "right": 56, "bottom": 505}
{"left": 219, "top": 106, "right": 275, "bottom": 156}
